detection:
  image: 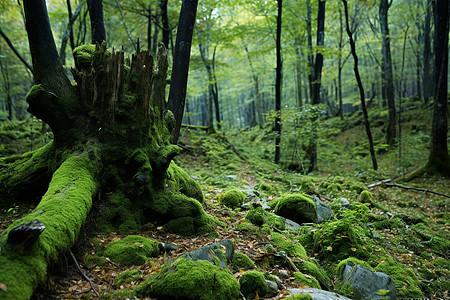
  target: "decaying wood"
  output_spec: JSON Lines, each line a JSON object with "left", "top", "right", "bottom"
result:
{"left": 368, "top": 179, "right": 450, "bottom": 199}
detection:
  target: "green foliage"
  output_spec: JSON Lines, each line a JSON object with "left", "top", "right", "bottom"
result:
{"left": 101, "top": 235, "right": 159, "bottom": 266}
{"left": 294, "top": 272, "right": 321, "bottom": 289}
{"left": 270, "top": 232, "right": 307, "bottom": 259}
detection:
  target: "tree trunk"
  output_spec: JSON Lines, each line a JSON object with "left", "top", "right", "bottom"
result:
{"left": 167, "top": 0, "right": 198, "bottom": 143}
{"left": 338, "top": 7, "right": 343, "bottom": 120}
{"left": 274, "top": 0, "right": 282, "bottom": 164}
{"left": 427, "top": 0, "right": 450, "bottom": 175}
{"left": 0, "top": 1, "right": 210, "bottom": 298}
{"left": 423, "top": 0, "right": 433, "bottom": 103}
{"left": 379, "top": 0, "right": 397, "bottom": 148}
{"left": 342, "top": 0, "right": 377, "bottom": 170}
{"left": 160, "top": 0, "right": 169, "bottom": 49}
{"left": 87, "top": 0, "right": 106, "bottom": 44}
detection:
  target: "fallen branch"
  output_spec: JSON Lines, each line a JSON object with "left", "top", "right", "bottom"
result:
{"left": 368, "top": 180, "right": 450, "bottom": 199}
{"left": 69, "top": 250, "right": 98, "bottom": 296}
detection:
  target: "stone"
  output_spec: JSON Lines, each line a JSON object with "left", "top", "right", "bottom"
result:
{"left": 182, "top": 239, "right": 234, "bottom": 269}
{"left": 265, "top": 279, "right": 279, "bottom": 297}
{"left": 314, "top": 197, "right": 332, "bottom": 223}
{"left": 343, "top": 264, "right": 396, "bottom": 300}
{"left": 288, "top": 288, "right": 352, "bottom": 300}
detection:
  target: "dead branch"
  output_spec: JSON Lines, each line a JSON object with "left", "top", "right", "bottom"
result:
{"left": 69, "top": 250, "right": 99, "bottom": 296}
{"left": 368, "top": 180, "right": 450, "bottom": 199}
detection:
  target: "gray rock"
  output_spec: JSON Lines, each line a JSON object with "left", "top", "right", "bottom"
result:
{"left": 284, "top": 218, "right": 302, "bottom": 230}
{"left": 343, "top": 264, "right": 396, "bottom": 300}
{"left": 278, "top": 270, "right": 290, "bottom": 279}
{"left": 340, "top": 197, "right": 351, "bottom": 208}
{"left": 182, "top": 239, "right": 234, "bottom": 269}
{"left": 288, "top": 288, "right": 352, "bottom": 300}
{"left": 265, "top": 280, "right": 279, "bottom": 297}
{"left": 314, "top": 198, "right": 332, "bottom": 223}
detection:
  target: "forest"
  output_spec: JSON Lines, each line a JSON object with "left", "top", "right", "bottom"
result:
{"left": 0, "top": 0, "right": 449, "bottom": 299}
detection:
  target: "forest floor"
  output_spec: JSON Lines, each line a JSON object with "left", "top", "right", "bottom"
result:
{"left": 0, "top": 100, "right": 449, "bottom": 299}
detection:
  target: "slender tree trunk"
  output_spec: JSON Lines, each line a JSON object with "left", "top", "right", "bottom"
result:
{"left": 147, "top": 5, "right": 152, "bottom": 51}
{"left": 168, "top": 0, "right": 198, "bottom": 143}
{"left": 87, "top": 0, "right": 106, "bottom": 44}
{"left": 0, "top": 28, "right": 33, "bottom": 73}
{"left": 199, "top": 44, "right": 220, "bottom": 131}
{"left": 423, "top": 0, "right": 433, "bottom": 103}
{"left": 342, "top": 0, "right": 377, "bottom": 170}
{"left": 160, "top": 0, "right": 169, "bottom": 49}
{"left": 379, "top": 0, "right": 397, "bottom": 148}
{"left": 427, "top": 0, "right": 450, "bottom": 175}
{"left": 338, "top": 7, "right": 344, "bottom": 120}
{"left": 294, "top": 36, "right": 303, "bottom": 108}
{"left": 66, "top": 0, "right": 76, "bottom": 51}
{"left": 274, "top": 0, "right": 282, "bottom": 164}
{"left": 306, "top": 0, "right": 314, "bottom": 100}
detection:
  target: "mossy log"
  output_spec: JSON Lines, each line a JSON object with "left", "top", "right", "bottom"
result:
{"left": 0, "top": 43, "right": 210, "bottom": 299}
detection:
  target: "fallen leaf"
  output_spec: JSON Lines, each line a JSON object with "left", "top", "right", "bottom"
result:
{"left": 351, "top": 247, "right": 357, "bottom": 252}
{"left": 0, "top": 283, "right": 7, "bottom": 292}
{"left": 326, "top": 246, "right": 333, "bottom": 251}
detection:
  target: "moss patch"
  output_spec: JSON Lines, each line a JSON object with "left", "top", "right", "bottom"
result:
{"left": 102, "top": 235, "right": 159, "bottom": 266}
{"left": 113, "top": 269, "right": 141, "bottom": 287}
{"left": 219, "top": 189, "right": 245, "bottom": 209}
{"left": 294, "top": 272, "right": 321, "bottom": 289}
{"left": 232, "top": 252, "right": 255, "bottom": 270}
{"left": 274, "top": 194, "right": 317, "bottom": 224}
{"left": 270, "top": 232, "right": 307, "bottom": 259}
{"left": 239, "top": 270, "right": 269, "bottom": 300}
{"left": 135, "top": 257, "right": 240, "bottom": 300}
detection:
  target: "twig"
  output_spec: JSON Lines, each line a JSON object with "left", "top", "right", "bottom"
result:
{"left": 367, "top": 179, "right": 392, "bottom": 188}
{"left": 285, "top": 255, "right": 300, "bottom": 273}
{"left": 69, "top": 250, "right": 99, "bottom": 296}
{"left": 386, "top": 183, "right": 449, "bottom": 199}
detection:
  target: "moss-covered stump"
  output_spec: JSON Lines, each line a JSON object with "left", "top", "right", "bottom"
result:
{"left": 0, "top": 147, "right": 100, "bottom": 300}
{"left": 101, "top": 235, "right": 159, "bottom": 266}
{"left": 274, "top": 194, "right": 317, "bottom": 224}
{"left": 135, "top": 257, "right": 240, "bottom": 300}
{"left": 239, "top": 270, "right": 269, "bottom": 300}
{"left": 219, "top": 189, "right": 246, "bottom": 209}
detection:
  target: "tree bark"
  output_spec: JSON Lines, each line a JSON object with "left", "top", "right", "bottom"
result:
{"left": 379, "top": 0, "right": 397, "bottom": 148}
{"left": 87, "top": 0, "right": 106, "bottom": 44}
{"left": 168, "top": 0, "right": 198, "bottom": 144}
{"left": 274, "top": 0, "right": 282, "bottom": 164}
{"left": 426, "top": 0, "right": 450, "bottom": 176}
{"left": 342, "top": 0, "right": 378, "bottom": 170}
{"left": 423, "top": 0, "right": 433, "bottom": 103}
{"left": 160, "top": 0, "right": 169, "bottom": 49}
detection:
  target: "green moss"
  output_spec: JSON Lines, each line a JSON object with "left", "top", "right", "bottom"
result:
{"left": 313, "top": 217, "right": 371, "bottom": 261}
{"left": 97, "top": 192, "right": 140, "bottom": 234}
{"left": 360, "top": 190, "right": 373, "bottom": 203}
{"left": 246, "top": 208, "right": 265, "bottom": 226}
{"left": 73, "top": 44, "right": 97, "bottom": 71}
{"left": 114, "top": 269, "right": 141, "bottom": 287}
{"left": 167, "top": 216, "right": 195, "bottom": 236}
{"left": 274, "top": 194, "right": 317, "bottom": 224}
{"left": 99, "top": 289, "right": 136, "bottom": 300}
{"left": 270, "top": 232, "right": 307, "bottom": 258}
{"left": 236, "top": 221, "right": 260, "bottom": 234}
{"left": 239, "top": 271, "right": 269, "bottom": 300}
{"left": 286, "top": 294, "right": 314, "bottom": 300}
{"left": 232, "top": 252, "right": 255, "bottom": 270}
{"left": 375, "top": 256, "right": 424, "bottom": 298}
{"left": 298, "top": 260, "right": 331, "bottom": 289}
{"left": 335, "top": 257, "right": 372, "bottom": 279}
{"left": 102, "top": 235, "right": 159, "bottom": 266}
{"left": 294, "top": 272, "right": 320, "bottom": 289}
{"left": 219, "top": 189, "right": 245, "bottom": 209}
{"left": 0, "top": 146, "right": 99, "bottom": 300}
{"left": 135, "top": 258, "right": 240, "bottom": 300}
{"left": 83, "top": 254, "right": 107, "bottom": 267}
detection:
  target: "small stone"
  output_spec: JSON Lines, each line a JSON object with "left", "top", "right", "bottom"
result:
{"left": 278, "top": 270, "right": 290, "bottom": 279}
{"left": 265, "top": 279, "right": 278, "bottom": 297}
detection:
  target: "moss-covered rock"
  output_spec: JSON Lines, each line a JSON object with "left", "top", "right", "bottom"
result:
{"left": 313, "top": 217, "right": 371, "bottom": 261}
{"left": 220, "top": 189, "right": 245, "bottom": 209}
{"left": 294, "top": 272, "right": 321, "bottom": 289}
{"left": 298, "top": 260, "right": 331, "bottom": 289}
{"left": 245, "top": 206, "right": 285, "bottom": 230}
{"left": 239, "top": 270, "right": 269, "bottom": 300}
{"left": 375, "top": 256, "right": 424, "bottom": 298}
{"left": 270, "top": 232, "right": 307, "bottom": 259}
{"left": 274, "top": 194, "right": 317, "bottom": 224}
{"left": 102, "top": 235, "right": 159, "bottom": 266}
{"left": 232, "top": 252, "right": 255, "bottom": 270}
{"left": 360, "top": 190, "right": 374, "bottom": 203}
{"left": 135, "top": 257, "right": 240, "bottom": 300}
{"left": 83, "top": 254, "right": 107, "bottom": 267}
{"left": 113, "top": 269, "right": 141, "bottom": 287}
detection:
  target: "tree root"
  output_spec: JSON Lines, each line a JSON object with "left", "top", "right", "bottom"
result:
{"left": 69, "top": 250, "right": 98, "bottom": 296}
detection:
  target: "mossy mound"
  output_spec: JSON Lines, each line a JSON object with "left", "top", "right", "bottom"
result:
{"left": 135, "top": 257, "right": 240, "bottom": 300}
{"left": 298, "top": 260, "right": 331, "bottom": 289}
{"left": 239, "top": 270, "right": 269, "bottom": 300}
{"left": 245, "top": 207, "right": 285, "bottom": 230}
{"left": 83, "top": 254, "right": 107, "bottom": 267}
{"left": 294, "top": 272, "right": 321, "bottom": 289}
{"left": 360, "top": 190, "right": 374, "bottom": 203}
{"left": 98, "top": 192, "right": 141, "bottom": 234}
{"left": 102, "top": 235, "right": 159, "bottom": 266}
{"left": 113, "top": 269, "right": 141, "bottom": 287}
{"left": 219, "top": 189, "right": 245, "bottom": 209}
{"left": 313, "top": 217, "right": 371, "bottom": 261}
{"left": 270, "top": 232, "right": 307, "bottom": 259}
{"left": 274, "top": 194, "right": 317, "bottom": 224}
{"left": 232, "top": 252, "right": 255, "bottom": 270}
{"left": 375, "top": 256, "right": 424, "bottom": 298}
